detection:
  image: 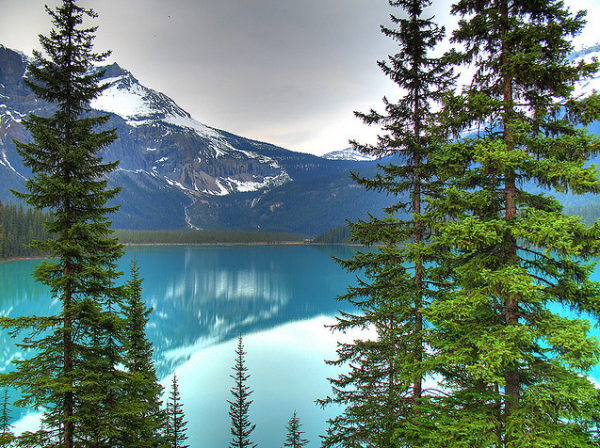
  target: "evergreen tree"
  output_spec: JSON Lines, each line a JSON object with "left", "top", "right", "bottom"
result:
{"left": 425, "top": 0, "right": 600, "bottom": 445}
{"left": 165, "top": 374, "right": 188, "bottom": 448}
{"left": 0, "top": 389, "right": 13, "bottom": 447}
{"left": 282, "top": 411, "right": 308, "bottom": 448}
{"left": 319, "top": 0, "right": 454, "bottom": 446}
{"left": 123, "top": 260, "right": 165, "bottom": 448}
{"left": 228, "top": 335, "right": 257, "bottom": 448}
{"left": 0, "top": 392, "right": 13, "bottom": 446}
{"left": 0, "top": 1, "right": 126, "bottom": 447}
{"left": 0, "top": 390, "right": 10, "bottom": 435}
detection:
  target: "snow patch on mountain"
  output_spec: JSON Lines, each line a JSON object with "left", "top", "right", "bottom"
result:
{"left": 228, "top": 172, "right": 292, "bottom": 193}
{"left": 204, "top": 171, "right": 292, "bottom": 196}
{"left": 209, "top": 179, "right": 231, "bottom": 196}
{"left": 0, "top": 110, "right": 25, "bottom": 124}
{"left": 163, "top": 177, "right": 187, "bottom": 191}
{"left": 572, "top": 45, "right": 600, "bottom": 97}
{"left": 0, "top": 148, "right": 26, "bottom": 179}
{"left": 93, "top": 75, "right": 150, "bottom": 119}
{"left": 163, "top": 112, "right": 221, "bottom": 140}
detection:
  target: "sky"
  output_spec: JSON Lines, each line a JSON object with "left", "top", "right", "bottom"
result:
{"left": 1, "top": 0, "right": 599, "bottom": 156}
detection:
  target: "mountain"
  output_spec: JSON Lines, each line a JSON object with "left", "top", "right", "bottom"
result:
{"left": 3, "top": 43, "right": 600, "bottom": 235}
{"left": 322, "top": 147, "right": 376, "bottom": 162}
{"left": 0, "top": 45, "right": 391, "bottom": 235}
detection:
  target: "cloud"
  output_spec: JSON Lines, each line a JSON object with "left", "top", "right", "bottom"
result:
{"left": 1, "top": 0, "right": 598, "bottom": 155}
{"left": 89, "top": 0, "right": 399, "bottom": 154}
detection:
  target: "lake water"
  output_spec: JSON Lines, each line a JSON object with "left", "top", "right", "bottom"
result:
{"left": 3, "top": 245, "right": 600, "bottom": 448}
{"left": 0, "top": 244, "right": 367, "bottom": 448}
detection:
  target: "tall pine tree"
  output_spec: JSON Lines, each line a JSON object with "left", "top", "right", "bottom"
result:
{"left": 319, "top": 0, "right": 454, "bottom": 446}
{"left": 426, "top": 0, "right": 600, "bottom": 445}
{"left": 0, "top": 1, "right": 126, "bottom": 447}
{"left": 228, "top": 335, "right": 257, "bottom": 448}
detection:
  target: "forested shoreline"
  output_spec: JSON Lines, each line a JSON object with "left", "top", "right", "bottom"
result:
{"left": 0, "top": 201, "right": 52, "bottom": 260}
{"left": 113, "top": 229, "right": 305, "bottom": 245}
{"left": 0, "top": 206, "right": 308, "bottom": 261}
{"left": 3, "top": 203, "right": 599, "bottom": 261}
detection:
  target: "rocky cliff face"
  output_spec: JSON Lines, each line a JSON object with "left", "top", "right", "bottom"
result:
{"left": 90, "top": 62, "right": 293, "bottom": 197}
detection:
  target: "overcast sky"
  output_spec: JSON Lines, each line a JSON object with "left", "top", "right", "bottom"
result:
{"left": 1, "top": 0, "right": 599, "bottom": 155}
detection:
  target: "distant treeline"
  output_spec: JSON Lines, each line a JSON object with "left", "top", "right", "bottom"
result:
{"left": 315, "top": 206, "right": 600, "bottom": 244}
{"left": 565, "top": 203, "right": 600, "bottom": 226}
{"left": 0, "top": 204, "right": 309, "bottom": 259}
{"left": 313, "top": 225, "right": 352, "bottom": 244}
{"left": 0, "top": 201, "right": 52, "bottom": 259}
{"left": 113, "top": 229, "right": 305, "bottom": 245}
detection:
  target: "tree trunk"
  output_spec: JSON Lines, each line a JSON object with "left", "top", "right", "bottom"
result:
{"left": 500, "top": 0, "right": 520, "bottom": 426}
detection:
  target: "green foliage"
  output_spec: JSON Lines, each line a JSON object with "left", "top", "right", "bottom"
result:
{"left": 228, "top": 335, "right": 257, "bottom": 448}
{"left": 424, "top": 0, "right": 600, "bottom": 445}
{"left": 0, "top": 1, "right": 132, "bottom": 447}
{"left": 0, "top": 201, "right": 52, "bottom": 260}
{"left": 282, "top": 411, "right": 308, "bottom": 448}
{"left": 313, "top": 225, "right": 352, "bottom": 244}
{"left": 320, "top": 0, "right": 454, "bottom": 446}
{"left": 324, "top": 0, "right": 600, "bottom": 447}
{"left": 165, "top": 374, "right": 188, "bottom": 448}
{"left": 0, "top": 433, "right": 14, "bottom": 448}
{"left": 122, "top": 261, "right": 166, "bottom": 448}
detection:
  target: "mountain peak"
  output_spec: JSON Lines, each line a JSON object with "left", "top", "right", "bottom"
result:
{"left": 322, "top": 147, "right": 375, "bottom": 162}
{"left": 92, "top": 62, "right": 192, "bottom": 126}
{"left": 98, "top": 62, "right": 131, "bottom": 80}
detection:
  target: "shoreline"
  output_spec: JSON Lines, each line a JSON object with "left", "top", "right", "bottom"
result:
{"left": 0, "top": 241, "right": 354, "bottom": 263}
{"left": 0, "top": 254, "right": 49, "bottom": 264}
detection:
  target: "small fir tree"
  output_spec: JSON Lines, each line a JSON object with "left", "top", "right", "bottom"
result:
{"left": 165, "top": 373, "right": 188, "bottom": 448}
{"left": 282, "top": 411, "right": 308, "bottom": 448}
{"left": 228, "top": 335, "right": 257, "bottom": 448}
{"left": 122, "top": 260, "right": 165, "bottom": 448}
{"left": 0, "top": 389, "right": 14, "bottom": 446}
{"left": 0, "top": 390, "right": 11, "bottom": 435}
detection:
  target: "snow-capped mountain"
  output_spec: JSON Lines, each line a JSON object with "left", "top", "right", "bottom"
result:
{"left": 0, "top": 45, "right": 387, "bottom": 234}
{"left": 571, "top": 43, "right": 600, "bottom": 97}
{"left": 89, "top": 63, "right": 293, "bottom": 197}
{"left": 322, "top": 147, "right": 376, "bottom": 162}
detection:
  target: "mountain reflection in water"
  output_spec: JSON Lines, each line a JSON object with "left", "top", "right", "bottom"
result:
{"left": 123, "top": 245, "right": 357, "bottom": 375}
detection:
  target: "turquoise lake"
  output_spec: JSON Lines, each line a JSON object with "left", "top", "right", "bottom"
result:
{"left": 0, "top": 244, "right": 365, "bottom": 448}
{"left": 2, "top": 244, "right": 600, "bottom": 447}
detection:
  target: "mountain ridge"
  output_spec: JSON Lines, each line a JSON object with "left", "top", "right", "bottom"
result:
{"left": 4, "top": 43, "right": 600, "bottom": 234}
